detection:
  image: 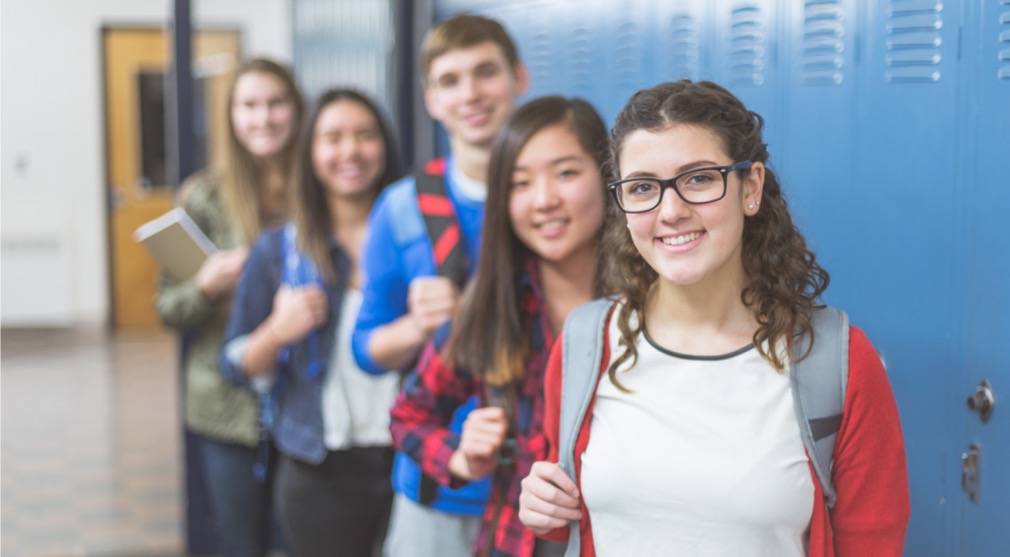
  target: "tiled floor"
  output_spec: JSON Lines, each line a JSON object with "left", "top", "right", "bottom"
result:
{"left": 1, "top": 328, "right": 184, "bottom": 557}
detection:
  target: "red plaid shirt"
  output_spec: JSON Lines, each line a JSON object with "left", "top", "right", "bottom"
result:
{"left": 390, "top": 262, "right": 553, "bottom": 557}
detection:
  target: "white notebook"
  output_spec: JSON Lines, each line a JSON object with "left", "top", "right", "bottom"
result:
{"left": 134, "top": 208, "right": 217, "bottom": 281}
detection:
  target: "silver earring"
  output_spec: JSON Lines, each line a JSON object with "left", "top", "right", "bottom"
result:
{"left": 748, "top": 203, "right": 754, "bottom": 209}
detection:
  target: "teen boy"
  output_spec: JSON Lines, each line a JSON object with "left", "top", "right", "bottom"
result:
{"left": 352, "top": 13, "right": 529, "bottom": 557}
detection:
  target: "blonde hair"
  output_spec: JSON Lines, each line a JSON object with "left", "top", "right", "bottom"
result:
{"left": 218, "top": 58, "right": 304, "bottom": 243}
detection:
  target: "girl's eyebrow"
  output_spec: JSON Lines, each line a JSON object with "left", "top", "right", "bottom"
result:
{"left": 622, "top": 159, "right": 721, "bottom": 179}
{"left": 514, "top": 155, "right": 582, "bottom": 173}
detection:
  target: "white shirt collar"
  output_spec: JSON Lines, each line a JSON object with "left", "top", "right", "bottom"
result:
{"left": 448, "top": 158, "right": 487, "bottom": 203}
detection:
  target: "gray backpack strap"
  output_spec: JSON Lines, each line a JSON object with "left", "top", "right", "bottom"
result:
{"left": 790, "top": 306, "right": 849, "bottom": 509}
{"left": 558, "top": 298, "right": 614, "bottom": 557}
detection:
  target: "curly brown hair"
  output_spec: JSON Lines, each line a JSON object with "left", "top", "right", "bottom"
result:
{"left": 603, "top": 80, "right": 829, "bottom": 389}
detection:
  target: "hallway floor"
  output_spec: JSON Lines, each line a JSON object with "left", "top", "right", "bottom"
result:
{"left": 1, "top": 328, "right": 184, "bottom": 557}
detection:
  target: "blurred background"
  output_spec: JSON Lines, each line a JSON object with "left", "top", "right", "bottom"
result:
{"left": 1, "top": 0, "right": 1007, "bottom": 555}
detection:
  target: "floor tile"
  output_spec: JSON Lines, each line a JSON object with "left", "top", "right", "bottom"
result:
{"left": 1, "top": 328, "right": 184, "bottom": 557}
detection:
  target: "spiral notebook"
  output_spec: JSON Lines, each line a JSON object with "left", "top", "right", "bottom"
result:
{"left": 134, "top": 208, "right": 217, "bottom": 281}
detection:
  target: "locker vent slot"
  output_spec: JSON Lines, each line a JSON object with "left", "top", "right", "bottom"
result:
{"left": 529, "top": 28, "right": 552, "bottom": 90}
{"left": 569, "top": 26, "right": 593, "bottom": 90}
{"left": 802, "top": 0, "right": 845, "bottom": 85}
{"left": 292, "top": 0, "right": 394, "bottom": 102}
{"left": 615, "top": 19, "right": 644, "bottom": 94}
{"left": 667, "top": 12, "right": 701, "bottom": 79}
{"left": 727, "top": 4, "right": 767, "bottom": 86}
{"left": 885, "top": 0, "right": 944, "bottom": 83}
{"left": 999, "top": 1, "right": 1010, "bottom": 79}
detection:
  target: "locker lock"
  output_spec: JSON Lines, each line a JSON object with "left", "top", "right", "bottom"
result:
{"left": 966, "top": 379, "right": 995, "bottom": 424}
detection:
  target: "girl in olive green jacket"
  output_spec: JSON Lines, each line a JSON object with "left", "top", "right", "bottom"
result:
{"left": 156, "top": 57, "right": 303, "bottom": 557}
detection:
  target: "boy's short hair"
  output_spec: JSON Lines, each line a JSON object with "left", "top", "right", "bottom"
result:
{"left": 420, "top": 13, "right": 520, "bottom": 86}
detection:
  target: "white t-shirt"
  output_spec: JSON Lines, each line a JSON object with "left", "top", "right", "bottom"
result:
{"left": 322, "top": 289, "right": 400, "bottom": 449}
{"left": 580, "top": 310, "right": 814, "bottom": 556}
{"left": 448, "top": 161, "right": 487, "bottom": 202}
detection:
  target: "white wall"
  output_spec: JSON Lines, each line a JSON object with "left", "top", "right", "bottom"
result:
{"left": 0, "top": 0, "right": 291, "bottom": 327}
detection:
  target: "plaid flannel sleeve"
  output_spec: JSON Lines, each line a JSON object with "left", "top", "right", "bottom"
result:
{"left": 389, "top": 336, "right": 476, "bottom": 488}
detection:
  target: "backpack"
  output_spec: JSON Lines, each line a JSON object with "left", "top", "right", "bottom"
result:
{"left": 415, "top": 158, "right": 469, "bottom": 289}
{"left": 557, "top": 298, "right": 849, "bottom": 556}
{"left": 412, "top": 159, "right": 473, "bottom": 505}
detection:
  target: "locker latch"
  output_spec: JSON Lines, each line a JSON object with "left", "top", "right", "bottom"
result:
{"left": 961, "top": 443, "right": 981, "bottom": 503}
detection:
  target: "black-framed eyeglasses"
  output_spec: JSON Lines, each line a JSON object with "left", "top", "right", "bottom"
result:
{"left": 608, "top": 160, "right": 752, "bottom": 214}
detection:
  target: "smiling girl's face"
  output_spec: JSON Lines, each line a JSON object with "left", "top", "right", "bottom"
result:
{"left": 619, "top": 123, "right": 763, "bottom": 289}
{"left": 311, "top": 99, "right": 386, "bottom": 199}
{"left": 508, "top": 123, "right": 605, "bottom": 267}
{"left": 230, "top": 71, "right": 296, "bottom": 160}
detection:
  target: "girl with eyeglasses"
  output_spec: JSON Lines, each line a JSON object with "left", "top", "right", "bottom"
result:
{"left": 518, "top": 81, "right": 910, "bottom": 557}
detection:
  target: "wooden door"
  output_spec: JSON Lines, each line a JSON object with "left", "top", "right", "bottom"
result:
{"left": 103, "top": 27, "right": 240, "bottom": 329}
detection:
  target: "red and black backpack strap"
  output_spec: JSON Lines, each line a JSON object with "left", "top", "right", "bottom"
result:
{"left": 415, "top": 158, "right": 469, "bottom": 290}
{"left": 414, "top": 159, "right": 468, "bottom": 506}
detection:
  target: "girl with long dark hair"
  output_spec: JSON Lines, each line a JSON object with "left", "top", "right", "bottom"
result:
{"left": 389, "top": 96, "right": 609, "bottom": 557}
{"left": 220, "top": 89, "right": 402, "bottom": 557}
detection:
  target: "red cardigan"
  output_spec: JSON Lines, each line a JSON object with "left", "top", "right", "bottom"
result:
{"left": 537, "top": 324, "right": 910, "bottom": 557}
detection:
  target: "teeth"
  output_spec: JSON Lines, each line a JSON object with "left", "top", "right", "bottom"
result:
{"left": 661, "top": 232, "right": 700, "bottom": 246}
{"left": 537, "top": 220, "right": 566, "bottom": 230}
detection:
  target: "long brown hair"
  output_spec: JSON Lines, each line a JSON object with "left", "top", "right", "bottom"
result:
{"left": 604, "top": 80, "right": 829, "bottom": 387}
{"left": 448, "top": 96, "right": 609, "bottom": 386}
{"left": 219, "top": 58, "right": 304, "bottom": 243}
{"left": 291, "top": 89, "right": 402, "bottom": 282}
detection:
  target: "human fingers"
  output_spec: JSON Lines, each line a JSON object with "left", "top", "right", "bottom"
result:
{"left": 300, "top": 287, "right": 328, "bottom": 313}
{"left": 411, "top": 306, "right": 454, "bottom": 338}
{"left": 462, "top": 408, "right": 508, "bottom": 441}
{"left": 223, "top": 247, "right": 249, "bottom": 264}
{"left": 285, "top": 288, "right": 326, "bottom": 328}
{"left": 460, "top": 423, "right": 507, "bottom": 458}
{"left": 459, "top": 438, "right": 501, "bottom": 460}
{"left": 408, "top": 276, "right": 457, "bottom": 309}
{"left": 517, "top": 504, "right": 581, "bottom": 534}
{"left": 525, "top": 461, "right": 581, "bottom": 501}
{"left": 518, "top": 463, "right": 583, "bottom": 533}
{"left": 195, "top": 252, "right": 229, "bottom": 291}
{"left": 468, "top": 406, "right": 507, "bottom": 425}
{"left": 273, "top": 286, "right": 294, "bottom": 311}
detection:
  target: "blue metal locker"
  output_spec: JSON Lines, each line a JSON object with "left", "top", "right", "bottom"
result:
{"left": 957, "top": 0, "right": 1010, "bottom": 552}
{"left": 593, "top": 0, "right": 654, "bottom": 123}
{"left": 707, "top": 0, "right": 784, "bottom": 149}
{"left": 849, "top": 1, "right": 962, "bottom": 553}
{"left": 425, "top": 1, "right": 1009, "bottom": 553}
{"left": 776, "top": 0, "right": 859, "bottom": 288}
{"left": 654, "top": 0, "right": 709, "bottom": 83}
